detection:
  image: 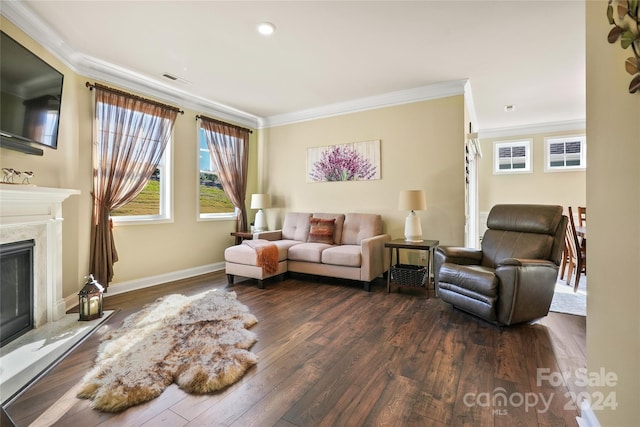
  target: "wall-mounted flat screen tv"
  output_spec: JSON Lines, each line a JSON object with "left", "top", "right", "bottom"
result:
{"left": 0, "top": 30, "right": 64, "bottom": 150}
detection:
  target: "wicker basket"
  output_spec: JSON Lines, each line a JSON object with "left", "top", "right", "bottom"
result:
{"left": 390, "top": 264, "right": 428, "bottom": 287}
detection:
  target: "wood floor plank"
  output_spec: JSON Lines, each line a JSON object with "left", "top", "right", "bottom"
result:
{"left": 492, "top": 378, "right": 539, "bottom": 427}
{"left": 413, "top": 318, "right": 466, "bottom": 425}
{"left": 316, "top": 348, "right": 399, "bottom": 427}
{"left": 4, "top": 272, "right": 586, "bottom": 427}
{"left": 365, "top": 373, "right": 422, "bottom": 425}
{"left": 139, "top": 408, "right": 188, "bottom": 427}
{"left": 449, "top": 340, "right": 497, "bottom": 427}
{"left": 225, "top": 362, "right": 325, "bottom": 427}
{"left": 282, "top": 329, "right": 393, "bottom": 425}
{"left": 495, "top": 327, "right": 531, "bottom": 386}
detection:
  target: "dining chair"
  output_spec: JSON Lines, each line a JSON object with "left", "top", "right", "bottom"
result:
{"left": 560, "top": 231, "right": 574, "bottom": 281}
{"left": 577, "top": 206, "right": 587, "bottom": 249}
{"left": 567, "top": 206, "right": 586, "bottom": 292}
{"left": 578, "top": 206, "right": 587, "bottom": 226}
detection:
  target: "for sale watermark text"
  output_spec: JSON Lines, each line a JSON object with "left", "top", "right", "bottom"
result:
{"left": 463, "top": 368, "right": 618, "bottom": 415}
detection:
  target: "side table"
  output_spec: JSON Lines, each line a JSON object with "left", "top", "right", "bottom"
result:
{"left": 230, "top": 231, "right": 254, "bottom": 245}
{"left": 385, "top": 239, "right": 439, "bottom": 296}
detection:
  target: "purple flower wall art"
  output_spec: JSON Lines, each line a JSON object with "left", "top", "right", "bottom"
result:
{"left": 307, "top": 140, "right": 381, "bottom": 182}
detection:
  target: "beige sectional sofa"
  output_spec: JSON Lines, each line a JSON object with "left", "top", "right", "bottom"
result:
{"left": 224, "top": 212, "right": 391, "bottom": 290}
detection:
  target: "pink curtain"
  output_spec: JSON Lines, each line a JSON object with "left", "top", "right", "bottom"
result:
{"left": 200, "top": 117, "right": 250, "bottom": 232}
{"left": 90, "top": 84, "right": 179, "bottom": 289}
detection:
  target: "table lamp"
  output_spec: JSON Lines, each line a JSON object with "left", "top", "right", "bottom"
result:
{"left": 399, "top": 190, "right": 427, "bottom": 242}
{"left": 251, "top": 193, "right": 271, "bottom": 232}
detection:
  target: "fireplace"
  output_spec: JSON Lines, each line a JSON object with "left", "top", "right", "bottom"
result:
{"left": 0, "top": 185, "right": 79, "bottom": 334}
{"left": 0, "top": 240, "right": 35, "bottom": 347}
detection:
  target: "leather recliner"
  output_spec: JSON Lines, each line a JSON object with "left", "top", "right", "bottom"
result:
{"left": 434, "top": 204, "right": 567, "bottom": 326}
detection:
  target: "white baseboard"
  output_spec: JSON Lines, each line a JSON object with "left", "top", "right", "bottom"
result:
{"left": 576, "top": 400, "right": 601, "bottom": 427}
{"left": 64, "top": 262, "right": 225, "bottom": 310}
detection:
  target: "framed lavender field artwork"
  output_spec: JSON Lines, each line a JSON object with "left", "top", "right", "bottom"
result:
{"left": 307, "top": 140, "right": 381, "bottom": 183}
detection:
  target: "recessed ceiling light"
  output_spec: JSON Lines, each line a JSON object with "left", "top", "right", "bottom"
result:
{"left": 504, "top": 104, "right": 516, "bottom": 112}
{"left": 257, "top": 22, "right": 276, "bottom": 36}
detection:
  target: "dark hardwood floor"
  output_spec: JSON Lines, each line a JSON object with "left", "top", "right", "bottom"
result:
{"left": 4, "top": 272, "right": 586, "bottom": 426}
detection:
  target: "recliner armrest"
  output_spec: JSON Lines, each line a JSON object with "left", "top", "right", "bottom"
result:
{"left": 495, "top": 258, "right": 560, "bottom": 325}
{"left": 436, "top": 246, "right": 483, "bottom": 265}
{"left": 497, "top": 258, "right": 557, "bottom": 268}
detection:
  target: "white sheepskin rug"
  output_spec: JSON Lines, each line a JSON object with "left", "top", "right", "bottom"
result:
{"left": 77, "top": 290, "right": 258, "bottom": 412}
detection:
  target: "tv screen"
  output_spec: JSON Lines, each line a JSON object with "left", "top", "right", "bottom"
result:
{"left": 0, "top": 30, "right": 64, "bottom": 150}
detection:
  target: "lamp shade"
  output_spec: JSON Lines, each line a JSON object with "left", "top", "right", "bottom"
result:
{"left": 250, "top": 194, "right": 271, "bottom": 209}
{"left": 399, "top": 190, "right": 426, "bottom": 211}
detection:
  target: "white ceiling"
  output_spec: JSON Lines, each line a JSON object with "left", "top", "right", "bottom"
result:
{"left": 6, "top": 0, "right": 585, "bottom": 133}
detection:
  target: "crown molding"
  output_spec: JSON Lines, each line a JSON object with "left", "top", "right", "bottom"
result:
{"left": 2, "top": 1, "right": 582, "bottom": 137}
{"left": 78, "top": 55, "right": 260, "bottom": 128}
{"left": 478, "top": 119, "right": 586, "bottom": 139}
{"left": 1, "top": 1, "right": 261, "bottom": 129}
{"left": 261, "top": 79, "right": 468, "bottom": 128}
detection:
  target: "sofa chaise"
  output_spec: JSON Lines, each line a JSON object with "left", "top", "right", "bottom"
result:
{"left": 224, "top": 212, "right": 391, "bottom": 290}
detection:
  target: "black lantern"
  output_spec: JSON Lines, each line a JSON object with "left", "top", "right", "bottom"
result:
{"left": 78, "top": 274, "right": 104, "bottom": 321}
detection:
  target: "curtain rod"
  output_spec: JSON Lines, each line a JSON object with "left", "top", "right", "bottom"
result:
{"left": 196, "top": 114, "right": 253, "bottom": 134}
{"left": 85, "top": 82, "right": 184, "bottom": 114}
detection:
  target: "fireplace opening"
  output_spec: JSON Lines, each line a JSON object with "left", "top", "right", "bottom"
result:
{"left": 1, "top": 239, "right": 35, "bottom": 347}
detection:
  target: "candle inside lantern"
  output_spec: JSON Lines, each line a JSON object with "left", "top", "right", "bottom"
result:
{"left": 89, "top": 296, "right": 99, "bottom": 315}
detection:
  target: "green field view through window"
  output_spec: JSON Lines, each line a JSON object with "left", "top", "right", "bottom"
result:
{"left": 111, "top": 180, "right": 234, "bottom": 216}
{"left": 200, "top": 183, "right": 235, "bottom": 213}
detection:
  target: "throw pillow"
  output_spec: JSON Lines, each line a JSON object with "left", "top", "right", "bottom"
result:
{"left": 307, "top": 218, "right": 336, "bottom": 244}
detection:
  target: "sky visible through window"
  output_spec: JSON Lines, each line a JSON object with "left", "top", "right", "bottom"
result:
{"left": 199, "top": 128, "right": 234, "bottom": 215}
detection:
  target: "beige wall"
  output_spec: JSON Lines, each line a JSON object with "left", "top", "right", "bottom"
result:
{"left": 586, "top": 1, "right": 640, "bottom": 425}
{"left": 262, "top": 96, "right": 466, "bottom": 247}
{"left": 0, "top": 18, "right": 258, "bottom": 301}
{"left": 479, "top": 131, "right": 587, "bottom": 214}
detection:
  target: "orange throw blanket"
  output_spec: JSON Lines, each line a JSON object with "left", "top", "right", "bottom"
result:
{"left": 243, "top": 240, "right": 279, "bottom": 275}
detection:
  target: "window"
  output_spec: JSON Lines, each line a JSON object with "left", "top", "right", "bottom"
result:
{"left": 198, "top": 128, "right": 235, "bottom": 219}
{"left": 493, "top": 140, "right": 532, "bottom": 174}
{"left": 43, "top": 111, "right": 59, "bottom": 145}
{"left": 108, "top": 110, "right": 173, "bottom": 223}
{"left": 110, "top": 152, "right": 171, "bottom": 222}
{"left": 545, "top": 135, "right": 586, "bottom": 171}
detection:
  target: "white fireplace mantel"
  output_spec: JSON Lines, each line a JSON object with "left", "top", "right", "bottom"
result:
{"left": 0, "top": 185, "right": 80, "bottom": 326}
{"left": 0, "top": 185, "right": 80, "bottom": 226}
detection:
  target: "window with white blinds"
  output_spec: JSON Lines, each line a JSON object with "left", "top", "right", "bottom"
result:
{"left": 493, "top": 140, "right": 532, "bottom": 174}
{"left": 545, "top": 135, "right": 586, "bottom": 171}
